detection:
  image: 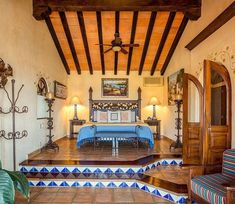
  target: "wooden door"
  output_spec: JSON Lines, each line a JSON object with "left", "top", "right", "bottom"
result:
{"left": 183, "top": 73, "right": 204, "bottom": 165}
{"left": 204, "top": 60, "right": 231, "bottom": 170}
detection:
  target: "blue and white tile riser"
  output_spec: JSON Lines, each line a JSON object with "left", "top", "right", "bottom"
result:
{"left": 28, "top": 179, "right": 187, "bottom": 203}
{"left": 19, "top": 159, "right": 182, "bottom": 174}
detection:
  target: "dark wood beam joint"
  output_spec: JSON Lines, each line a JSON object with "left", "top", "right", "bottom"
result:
{"left": 185, "top": 1, "right": 235, "bottom": 50}
{"left": 184, "top": 6, "right": 201, "bottom": 20}
{"left": 33, "top": 6, "right": 51, "bottom": 20}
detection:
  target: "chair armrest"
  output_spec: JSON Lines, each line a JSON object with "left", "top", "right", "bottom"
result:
{"left": 221, "top": 183, "right": 235, "bottom": 191}
{"left": 188, "top": 166, "right": 204, "bottom": 179}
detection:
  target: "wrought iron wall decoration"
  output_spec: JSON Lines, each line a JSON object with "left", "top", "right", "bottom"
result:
{"left": 0, "top": 58, "right": 13, "bottom": 88}
{"left": 37, "top": 77, "right": 48, "bottom": 96}
{"left": 0, "top": 79, "right": 28, "bottom": 171}
{"left": 41, "top": 93, "right": 59, "bottom": 151}
{"left": 170, "top": 98, "right": 183, "bottom": 150}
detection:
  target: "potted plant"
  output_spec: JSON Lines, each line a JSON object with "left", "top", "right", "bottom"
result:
{"left": 0, "top": 161, "right": 29, "bottom": 204}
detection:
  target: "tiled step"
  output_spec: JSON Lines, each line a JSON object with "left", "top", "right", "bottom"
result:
{"left": 19, "top": 158, "right": 182, "bottom": 174}
{"left": 19, "top": 158, "right": 187, "bottom": 203}
{"left": 28, "top": 178, "right": 187, "bottom": 204}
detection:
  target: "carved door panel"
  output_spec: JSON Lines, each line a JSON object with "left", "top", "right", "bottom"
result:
{"left": 183, "top": 73, "right": 203, "bottom": 165}
{"left": 203, "top": 60, "right": 231, "bottom": 170}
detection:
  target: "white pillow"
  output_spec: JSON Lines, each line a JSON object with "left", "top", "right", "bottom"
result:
{"left": 120, "top": 110, "right": 132, "bottom": 123}
{"left": 108, "top": 111, "right": 121, "bottom": 123}
{"left": 97, "top": 111, "right": 108, "bottom": 123}
{"left": 131, "top": 111, "right": 136, "bottom": 122}
{"left": 93, "top": 110, "right": 97, "bottom": 122}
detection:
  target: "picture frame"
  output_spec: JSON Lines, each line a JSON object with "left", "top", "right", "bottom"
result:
{"left": 101, "top": 78, "right": 128, "bottom": 97}
{"left": 54, "top": 80, "right": 67, "bottom": 100}
{"left": 167, "top": 69, "right": 184, "bottom": 105}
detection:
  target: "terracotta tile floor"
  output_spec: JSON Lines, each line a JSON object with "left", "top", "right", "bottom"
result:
{"left": 15, "top": 187, "right": 172, "bottom": 204}
{"left": 29, "top": 137, "right": 181, "bottom": 161}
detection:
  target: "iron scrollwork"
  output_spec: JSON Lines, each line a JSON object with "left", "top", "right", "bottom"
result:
{"left": 0, "top": 79, "right": 28, "bottom": 171}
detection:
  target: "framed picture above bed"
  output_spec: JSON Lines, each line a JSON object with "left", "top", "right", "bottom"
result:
{"left": 54, "top": 80, "right": 67, "bottom": 100}
{"left": 101, "top": 78, "right": 128, "bottom": 97}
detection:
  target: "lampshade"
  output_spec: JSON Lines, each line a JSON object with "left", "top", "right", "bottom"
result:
{"left": 71, "top": 96, "right": 81, "bottom": 105}
{"left": 149, "top": 96, "right": 161, "bottom": 106}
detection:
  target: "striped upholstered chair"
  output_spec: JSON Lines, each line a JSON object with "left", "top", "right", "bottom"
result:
{"left": 188, "top": 149, "right": 235, "bottom": 204}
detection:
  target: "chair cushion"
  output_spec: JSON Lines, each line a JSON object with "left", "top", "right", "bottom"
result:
{"left": 192, "top": 173, "right": 235, "bottom": 204}
{"left": 222, "top": 149, "right": 235, "bottom": 179}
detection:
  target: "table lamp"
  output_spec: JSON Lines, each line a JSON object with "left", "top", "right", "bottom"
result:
{"left": 149, "top": 96, "right": 161, "bottom": 119}
{"left": 71, "top": 96, "right": 81, "bottom": 120}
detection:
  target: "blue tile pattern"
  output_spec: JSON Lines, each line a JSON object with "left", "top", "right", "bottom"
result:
{"left": 28, "top": 179, "right": 187, "bottom": 203}
{"left": 20, "top": 158, "right": 186, "bottom": 203}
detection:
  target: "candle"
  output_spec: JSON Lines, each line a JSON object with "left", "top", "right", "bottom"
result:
{"left": 46, "top": 92, "right": 54, "bottom": 100}
{"left": 175, "top": 93, "right": 182, "bottom": 100}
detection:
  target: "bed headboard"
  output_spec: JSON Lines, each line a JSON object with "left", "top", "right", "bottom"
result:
{"left": 89, "top": 87, "right": 142, "bottom": 121}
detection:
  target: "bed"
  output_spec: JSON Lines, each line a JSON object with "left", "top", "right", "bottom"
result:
{"left": 77, "top": 87, "right": 154, "bottom": 149}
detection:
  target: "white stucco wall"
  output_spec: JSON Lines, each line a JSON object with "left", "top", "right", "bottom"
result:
{"left": 162, "top": 0, "right": 235, "bottom": 147}
{"left": 0, "top": 0, "right": 68, "bottom": 170}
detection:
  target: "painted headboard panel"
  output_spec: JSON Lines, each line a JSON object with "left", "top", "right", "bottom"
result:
{"left": 89, "top": 87, "right": 142, "bottom": 121}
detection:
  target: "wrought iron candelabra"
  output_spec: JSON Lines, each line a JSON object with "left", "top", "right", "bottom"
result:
{"left": 0, "top": 79, "right": 28, "bottom": 171}
{"left": 41, "top": 97, "right": 59, "bottom": 151}
{"left": 170, "top": 99, "right": 183, "bottom": 150}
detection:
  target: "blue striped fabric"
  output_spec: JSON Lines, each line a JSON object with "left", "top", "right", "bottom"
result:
{"left": 192, "top": 173, "right": 231, "bottom": 204}
{"left": 191, "top": 149, "right": 235, "bottom": 204}
{"left": 222, "top": 149, "right": 235, "bottom": 179}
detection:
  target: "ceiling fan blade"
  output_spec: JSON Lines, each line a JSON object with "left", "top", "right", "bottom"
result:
{"left": 95, "top": 44, "right": 112, "bottom": 46}
{"left": 120, "top": 47, "right": 128, "bottom": 54}
{"left": 122, "top": 44, "right": 140, "bottom": 47}
{"left": 104, "top": 47, "right": 113, "bottom": 54}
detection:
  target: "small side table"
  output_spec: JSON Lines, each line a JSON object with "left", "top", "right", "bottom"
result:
{"left": 144, "top": 119, "right": 161, "bottom": 140}
{"left": 69, "top": 119, "right": 86, "bottom": 138}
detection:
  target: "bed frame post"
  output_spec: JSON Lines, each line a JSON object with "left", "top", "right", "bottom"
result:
{"left": 137, "top": 87, "right": 142, "bottom": 120}
{"left": 89, "top": 87, "right": 93, "bottom": 121}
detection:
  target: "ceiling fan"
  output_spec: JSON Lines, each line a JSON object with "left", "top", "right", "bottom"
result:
{"left": 96, "top": 32, "right": 139, "bottom": 54}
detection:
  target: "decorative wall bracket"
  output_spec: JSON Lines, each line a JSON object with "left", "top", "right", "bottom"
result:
{"left": 0, "top": 58, "right": 13, "bottom": 88}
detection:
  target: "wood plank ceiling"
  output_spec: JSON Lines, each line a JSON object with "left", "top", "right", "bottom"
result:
{"left": 33, "top": 1, "right": 201, "bottom": 75}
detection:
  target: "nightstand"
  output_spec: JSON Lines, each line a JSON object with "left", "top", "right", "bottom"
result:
{"left": 69, "top": 119, "right": 86, "bottom": 138}
{"left": 144, "top": 119, "right": 161, "bottom": 140}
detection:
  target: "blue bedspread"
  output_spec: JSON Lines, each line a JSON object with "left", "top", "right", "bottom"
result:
{"left": 77, "top": 124, "right": 154, "bottom": 148}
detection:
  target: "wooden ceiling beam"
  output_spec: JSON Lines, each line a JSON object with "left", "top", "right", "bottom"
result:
{"left": 59, "top": 12, "right": 81, "bottom": 74}
{"left": 185, "top": 1, "right": 235, "bottom": 51}
{"left": 150, "top": 12, "right": 176, "bottom": 76}
{"left": 114, "top": 11, "right": 120, "bottom": 75}
{"left": 33, "top": 0, "right": 201, "bottom": 20}
{"left": 138, "top": 11, "right": 157, "bottom": 75}
{"left": 77, "top": 12, "right": 93, "bottom": 74}
{"left": 45, "top": 16, "right": 70, "bottom": 75}
{"left": 161, "top": 16, "right": 189, "bottom": 75}
{"left": 96, "top": 12, "right": 105, "bottom": 75}
{"left": 126, "top": 11, "right": 138, "bottom": 75}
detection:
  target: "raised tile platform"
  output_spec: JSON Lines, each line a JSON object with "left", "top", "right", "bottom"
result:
{"left": 19, "top": 137, "right": 187, "bottom": 203}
